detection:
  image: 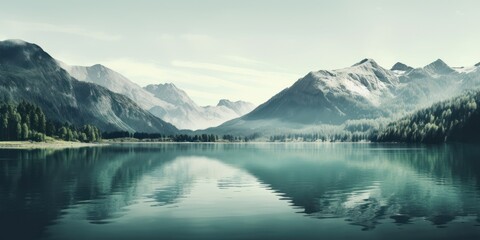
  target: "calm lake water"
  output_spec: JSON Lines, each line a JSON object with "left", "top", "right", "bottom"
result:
{"left": 1, "top": 143, "right": 480, "bottom": 239}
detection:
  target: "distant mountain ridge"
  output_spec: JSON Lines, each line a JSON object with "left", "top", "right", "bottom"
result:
{"left": 60, "top": 63, "right": 256, "bottom": 130}
{"left": 0, "top": 39, "right": 177, "bottom": 133}
{"left": 217, "top": 99, "right": 255, "bottom": 116}
{"left": 144, "top": 83, "right": 255, "bottom": 130}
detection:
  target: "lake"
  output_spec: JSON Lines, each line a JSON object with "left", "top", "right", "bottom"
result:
{"left": 1, "top": 143, "right": 480, "bottom": 239}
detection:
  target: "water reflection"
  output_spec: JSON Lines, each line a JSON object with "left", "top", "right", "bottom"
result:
{"left": 0, "top": 143, "right": 479, "bottom": 239}
{"left": 222, "top": 144, "right": 480, "bottom": 230}
{"left": 0, "top": 147, "right": 178, "bottom": 238}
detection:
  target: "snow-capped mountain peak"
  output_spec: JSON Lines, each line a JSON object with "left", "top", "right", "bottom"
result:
{"left": 391, "top": 62, "right": 414, "bottom": 72}
{"left": 239, "top": 59, "right": 397, "bottom": 125}
{"left": 423, "top": 59, "right": 454, "bottom": 76}
{"left": 352, "top": 58, "right": 378, "bottom": 67}
{"left": 144, "top": 83, "right": 198, "bottom": 108}
{"left": 390, "top": 62, "right": 414, "bottom": 77}
{"left": 217, "top": 99, "right": 256, "bottom": 116}
{"left": 294, "top": 59, "right": 399, "bottom": 108}
{"left": 347, "top": 58, "right": 398, "bottom": 84}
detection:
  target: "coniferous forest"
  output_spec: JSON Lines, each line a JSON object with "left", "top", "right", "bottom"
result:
{"left": 375, "top": 91, "right": 480, "bottom": 143}
{"left": 0, "top": 101, "right": 101, "bottom": 142}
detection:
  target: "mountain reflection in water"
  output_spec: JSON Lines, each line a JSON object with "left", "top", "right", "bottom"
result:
{"left": 1, "top": 143, "right": 480, "bottom": 239}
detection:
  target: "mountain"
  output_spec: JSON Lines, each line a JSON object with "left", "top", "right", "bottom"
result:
{"left": 210, "top": 58, "right": 480, "bottom": 135}
{"left": 376, "top": 90, "right": 480, "bottom": 143}
{"left": 225, "top": 59, "right": 397, "bottom": 127}
{"left": 144, "top": 84, "right": 256, "bottom": 130}
{"left": 0, "top": 39, "right": 177, "bottom": 133}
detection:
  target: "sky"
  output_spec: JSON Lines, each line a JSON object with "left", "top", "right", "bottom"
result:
{"left": 1, "top": 0, "right": 480, "bottom": 106}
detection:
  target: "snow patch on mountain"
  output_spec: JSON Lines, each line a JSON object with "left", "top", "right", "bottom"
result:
{"left": 310, "top": 58, "right": 398, "bottom": 106}
{"left": 453, "top": 66, "right": 478, "bottom": 74}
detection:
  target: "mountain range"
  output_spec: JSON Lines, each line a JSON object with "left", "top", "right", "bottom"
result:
{"left": 59, "top": 62, "right": 255, "bottom": 130}
{"left": 210, "top": 58, "right": 480, "bottom": 135}
{"left": 2, "top": 39, "right": 480, "bottom": 138}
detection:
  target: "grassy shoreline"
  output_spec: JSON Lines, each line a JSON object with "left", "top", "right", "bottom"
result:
{"left": 0, "top": 140, "right": 107, "bottom": 149}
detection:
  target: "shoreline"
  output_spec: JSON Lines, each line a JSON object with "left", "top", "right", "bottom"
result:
{"left": 104, "top": 140, "right": 374, "bottom": 144}
{"left": 0, "top": 141, "right": 108, "bottom": 149}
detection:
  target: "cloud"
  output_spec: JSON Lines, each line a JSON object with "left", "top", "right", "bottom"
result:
{"left": 1, "top": 20, "right": 121, "bottom": 41}
{"left": 223, "top": 55, "right": 270, "bottom": 66}
{"left": 184, "top": 89, "right": 227, "bottom": 106}
{"left": 171, "top": 60, "right": 298, "bottom": 86}
{"left": 156, "top": 33, "right": 214, "bottom": 43}
{"left": 102, "top": 58, "right": 164, "bottom": 83}
{"left": 180, "top": 33, "right": 213, "bottom": 42}
{"left": 169, "top": 60, "right": 300, "bottom": 104}
{"left": 102, "top": 58, "right": 248, "bottom": 89}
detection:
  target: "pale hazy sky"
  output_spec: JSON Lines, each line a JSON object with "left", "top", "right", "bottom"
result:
{"left": 1, "top": 0, "right": 480, "bottom": 105}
